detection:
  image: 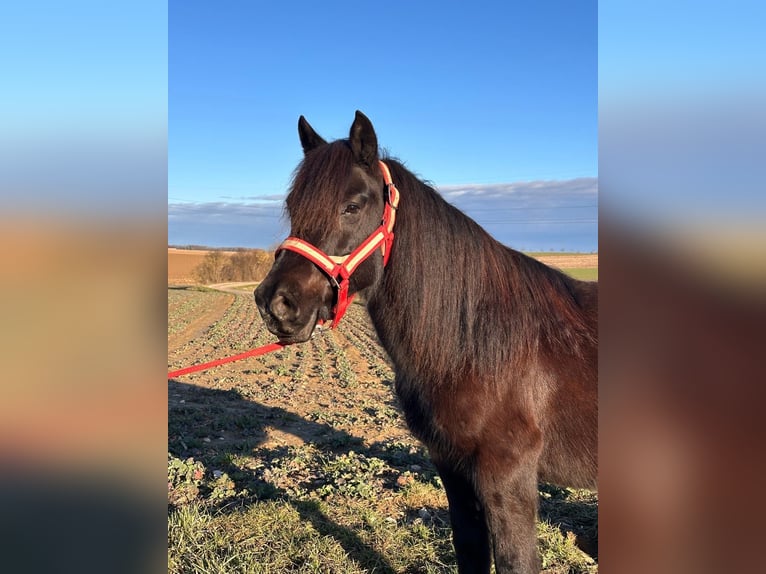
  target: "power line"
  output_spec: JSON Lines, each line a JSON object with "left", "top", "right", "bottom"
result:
{"left": 459, "top": 204, "right": 598, "bottom": 212}
{"left": 479, "top": 219, "right": 598, "bottom": 225}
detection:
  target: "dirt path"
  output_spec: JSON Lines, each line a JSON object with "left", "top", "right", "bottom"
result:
{"left": 167, "top": 289, "right": 235, "bottom": 352}
{"left": 207, "top": 282, "right": 258, "bottom": 295}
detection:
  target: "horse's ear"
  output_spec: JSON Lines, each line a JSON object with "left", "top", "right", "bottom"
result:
{"left": 298, "top": 116, "right": 327, "bottom": 154}
{"left": 349, "top": 110, "right": 378, "bottom": 167}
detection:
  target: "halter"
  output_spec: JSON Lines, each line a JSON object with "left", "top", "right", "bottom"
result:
{"left": 275, "top": 160, "right": 400, "bottom": 328}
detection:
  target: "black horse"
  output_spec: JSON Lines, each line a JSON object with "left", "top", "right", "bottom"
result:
{"left": 255, "top": 111, "right": 597, "bottom": 573}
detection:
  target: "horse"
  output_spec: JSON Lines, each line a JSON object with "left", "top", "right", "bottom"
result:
{"left": 255, "top": 111, "right": 597, "bottom": 573}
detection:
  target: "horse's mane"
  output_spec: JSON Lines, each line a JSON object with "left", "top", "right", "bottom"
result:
{"left": 370, "top": 157, "right": 596, "bottom": 384}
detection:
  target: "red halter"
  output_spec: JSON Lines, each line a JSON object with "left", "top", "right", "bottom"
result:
{"left": 275, "top": 160, "right": 400, "bottom": 328}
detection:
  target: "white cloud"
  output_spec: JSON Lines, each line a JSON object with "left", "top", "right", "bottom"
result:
{"left": 168, "top": 178, "right": 598, "bottom": 251}
{"left": 436, "top": 178, "right": 597, "bottom": 251}
{"left": 438, "top": 177, "right": 597, "bottom": 205}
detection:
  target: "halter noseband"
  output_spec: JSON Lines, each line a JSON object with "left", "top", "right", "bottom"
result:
{"left": 275, "top": 160, "right": 400, "bottom": 327}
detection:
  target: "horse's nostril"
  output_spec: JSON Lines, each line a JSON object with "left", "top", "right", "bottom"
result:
{"left": 271, "top": 290, "right": 298, "bottom": 321}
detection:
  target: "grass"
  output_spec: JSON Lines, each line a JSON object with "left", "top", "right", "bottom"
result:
{"left": 167, "top": 445, "right": 458, "bottom": 573}
{"left": 562, "top": 267, "right": 598, "bottom": 281}
{"left": 168, "top": 470, "right": 596, "bottom": 573}
{"left": 168, "top": 497, "right": 455, "bottom": 573}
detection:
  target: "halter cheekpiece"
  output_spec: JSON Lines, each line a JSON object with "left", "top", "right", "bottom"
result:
{"left": 275, "top": 160, "right": 400, "bottom": 327}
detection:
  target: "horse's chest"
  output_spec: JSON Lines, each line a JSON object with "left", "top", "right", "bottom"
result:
{"left": 393, "top": 378, "right": 435, "bottom": 442}
{"left": 394, "top": 375, "right": 491, "bottom": 457}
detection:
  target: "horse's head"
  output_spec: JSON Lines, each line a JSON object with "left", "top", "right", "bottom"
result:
{"left": 255, "top": 111, "right": 396, "bottom": 343}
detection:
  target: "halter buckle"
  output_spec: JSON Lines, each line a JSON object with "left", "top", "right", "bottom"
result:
{"left": 384, "top": 183, "right": 399, "bottom": 208}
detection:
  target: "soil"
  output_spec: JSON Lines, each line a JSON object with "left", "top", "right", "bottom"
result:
{"left": 168, "top": 291, "right": 414, "bottom": 454}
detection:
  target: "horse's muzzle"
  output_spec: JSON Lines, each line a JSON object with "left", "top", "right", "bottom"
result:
{"left": 254, "top": 281, "right": 325, "bottom": 344}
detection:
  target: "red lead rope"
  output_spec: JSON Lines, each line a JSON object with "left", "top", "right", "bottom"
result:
{"left": 167, "top": 342, "right": 286, "bottom": 379}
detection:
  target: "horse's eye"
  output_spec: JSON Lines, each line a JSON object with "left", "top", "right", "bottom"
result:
{"left": 342, "top": 204, "right": 360, "bottom": 215}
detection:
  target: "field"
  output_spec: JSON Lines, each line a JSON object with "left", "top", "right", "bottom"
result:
{"left": 168, "top": 260, "right": 598, "bottom": 572}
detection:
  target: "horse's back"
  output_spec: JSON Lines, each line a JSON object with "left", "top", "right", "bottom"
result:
{"left": 573, "top": 277, "right": 598, "bottom": 321}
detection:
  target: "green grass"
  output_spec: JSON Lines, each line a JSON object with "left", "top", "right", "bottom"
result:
{"left": 168, "top": 448, "right": 597, "bottom": 573}
{"left": 168, "top": 498, "right": 455, "bottom": 574}
{"left": 168, "top": 448, "right": 457, "bottom": 573}
{"left": 168, "top": 494, "right": 596, "bottom": 573}
{"left": 562, "top": 268, "right": 598, "bottom": 281}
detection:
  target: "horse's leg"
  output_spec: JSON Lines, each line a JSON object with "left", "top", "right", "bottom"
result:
{"left": 476, "top": 451, "right": 541, "bottom": 574}
{"left": 434, "top": 459, "right": 491, "bottom": 574}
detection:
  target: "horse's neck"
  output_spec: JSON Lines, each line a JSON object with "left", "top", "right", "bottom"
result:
{"left": 366, "top": 176, "right": 493, "bottom": 363}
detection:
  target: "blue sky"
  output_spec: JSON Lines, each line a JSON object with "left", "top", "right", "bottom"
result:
{"left": 169, "top": 0, "right": 597, "bottom": 251}
{"left": 1, "top": 1, "right": 167, "bottom": 216}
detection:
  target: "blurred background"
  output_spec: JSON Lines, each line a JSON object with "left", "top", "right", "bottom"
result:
{"left": 599, "top": 2, "right": 766, "bottom": 573}
{"left": 0, "top": 2, "right": 167, "bottom": 572}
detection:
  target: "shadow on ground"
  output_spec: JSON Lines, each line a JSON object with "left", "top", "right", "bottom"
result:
{"left": 169, "top": 378, "right": 431, "bottom": 572}
{"left": 168, "top": 378, "right": 597, "bottom": 569}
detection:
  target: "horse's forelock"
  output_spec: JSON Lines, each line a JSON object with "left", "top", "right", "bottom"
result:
{"left": 286, "top": 141, "right": 355, "bottom": 241}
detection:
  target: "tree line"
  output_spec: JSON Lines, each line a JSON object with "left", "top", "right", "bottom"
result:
{"left": 193, "top": 249, "right": 274, "bottom": 284}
